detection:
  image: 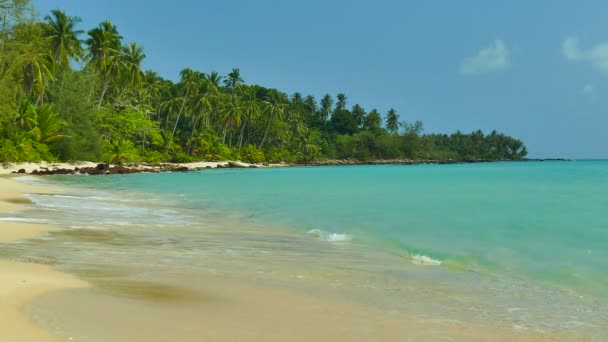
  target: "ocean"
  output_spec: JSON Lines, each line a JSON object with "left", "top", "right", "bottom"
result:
{"left": 2, "top": 160, "right": 607, "bottom": 338}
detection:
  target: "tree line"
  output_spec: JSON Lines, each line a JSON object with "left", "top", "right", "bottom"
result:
{"left": 0, "top": 1, "right": 528, "bottom": 164}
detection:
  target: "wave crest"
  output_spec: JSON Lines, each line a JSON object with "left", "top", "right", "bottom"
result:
{"left": 307, "top": 229, "right": 351, "bottom": 243}
{"left": 410, "top": 254, "right": 442, "bottom": 266}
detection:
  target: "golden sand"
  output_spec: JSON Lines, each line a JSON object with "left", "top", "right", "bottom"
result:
{"left": 0, "top": 177, "right": 88, "bottom": 341}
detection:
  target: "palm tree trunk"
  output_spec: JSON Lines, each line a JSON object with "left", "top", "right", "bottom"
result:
{"left": 166, "top": 90, "right": 190, "bottom": 154}
{"left": 8, "top": 94, "right": 23, "bottom": 140}
{"left": 237, "top": 119, "right": 247, "bottom": 151}
{"left": 142, "top": 129, "right": 146, "bottom": 154}
{"left": 259, "top": 119, "right": 272, "bottom": 148}
{"left": 222, "top": 123, "right": 228, "bottom": 144}
{"left": 187, "top": 115, "right": 200, "bottom": 155}
{"left": 97, "top": 78, "right": 110, "bottom": 109}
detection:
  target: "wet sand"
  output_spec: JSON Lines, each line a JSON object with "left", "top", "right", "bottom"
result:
{"left": 0, "top": 176, "right": 591, "bottom": 341}
{"left": 0, "top": 177, "right": 88, "bottom": 341}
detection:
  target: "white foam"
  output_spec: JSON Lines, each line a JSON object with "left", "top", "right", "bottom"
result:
{"left": 307, "top": 229, "right": 351, "bottom": 242}
{"left": 0, "top": 217, "right": 48, "bottom": 223}
{"left": 410, "top": 254, "right": 442, "bottom": 266}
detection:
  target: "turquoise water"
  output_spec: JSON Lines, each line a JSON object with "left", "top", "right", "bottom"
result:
{"left": 39, "top": 161, "right": 608, "bottom": 293}
{"left": 4, "top": 160, "right": 608, "bottom": 336}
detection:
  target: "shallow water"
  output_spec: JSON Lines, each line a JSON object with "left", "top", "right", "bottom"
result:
{"left": 2, "top": 161, "right": 608, "bottom": 339}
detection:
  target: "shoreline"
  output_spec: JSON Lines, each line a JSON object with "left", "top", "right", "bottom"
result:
{"left": 0, "top": 158, "right": 570, "bottom": 177}
{"left": 0, "top": 174, "right": 592, "bottom": 341}
{"left": 0, "top": 176, "right": 88, "bottom": 341}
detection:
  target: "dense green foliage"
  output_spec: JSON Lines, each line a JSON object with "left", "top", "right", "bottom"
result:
{"left": 0, "top": 1, "right": 528, "bottom": 164}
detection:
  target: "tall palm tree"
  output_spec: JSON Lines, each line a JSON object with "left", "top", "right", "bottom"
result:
{"left": 165, "top": 68, "right": 200, "bottom": 153}
{"left": 319, "top": 94, "right": 333, "bottom": 121}
{"left": 364, "top": 109, "right": 382, "bottom": 131}
{"left": 85, "top": 20, "right": 122, "bottom": 108}
{"left": 224, "top": 68, "right": 243, "bottom": 94}
{"left": 351, "top": 104, "right": 366, "bottom": 127}
{"left": 386, "top": 108, "right": 399, "bottom": 134}
{"left": 335, "top": 93, "right": 347, "bottom": 111}
{"left": 291, "top": 92, "right": 303, "bottom": 104}
{"left": 260, "top": 92, "right": 287, "bottom": 148}
{"left": 205, "top": 71, "right": 223, "bottom": 89}
{"left": 238, "top": 88, "right": 260, "bottom": 150}
{"left": 120, "top": 42, "right": 145, "bottom": 91}
{"left": 12, "top": 43, "right": 54, "bottom": 104}
{"left": 219, "top": 95, "right": 241, "bottom": 146}
{"left": 43, "top": 9, "right": 84, "bottom": 71}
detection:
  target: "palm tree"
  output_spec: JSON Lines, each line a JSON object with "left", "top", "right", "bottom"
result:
{"left": 364, "top": 109, "right": 382, "bottom": 131}
{"left": 205, "top": 71, "right": 223, "bottom": 88}
{"left": 291, "top": 92, "right": 303, "bottom": 104}
{"left": 85, "top": 21, "right": 122, "bottom": 108}
{"left": 319, "top": 94, "right": 333, "bottom": 121}
{"left": 224, "top": 68, "right": 243, "bottom": 94}
{"left": 12, "top": 43, "right": 54, "bottom": 104}
{"left": 260, "top": 92, "right": 287, "bottom": 148}
{"left": 238, "top": 88, "right": 260, "bottom": 150}
{"left": 108, "top": 139, "right": 133, "bottom": 165}
{"left": 386, "top": 108, "right": 399, "bottom": 134}
{"left": 43, "top": 9, "right": 84, "bottom": 71}
{"left": 219, "top": 95, "right": 241, "bottom": 146}
{"left": 351, "top": 104, "right": 366, "bottom": 127}
{"left": 336, "top": 93, "right": 347, "bottom": 111}
{"left": 120, "top": 42, "right": 145, "bottom": 91}
{"left": 30, "top": 104, "right": 67, "bottom": 143}
{"left": 165, "top": 68, "right": 200, "bottom": 153}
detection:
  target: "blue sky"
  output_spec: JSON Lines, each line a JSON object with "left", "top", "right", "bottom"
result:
{"left": 33, "top": 0, "right": 608, "bottom": 158}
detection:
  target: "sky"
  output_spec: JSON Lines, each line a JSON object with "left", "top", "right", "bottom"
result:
{"left": 33, "top": 0, "right": 608, "bottom": 159}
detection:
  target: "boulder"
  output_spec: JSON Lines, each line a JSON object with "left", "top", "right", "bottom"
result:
{"left": 228, "top": 161, "right": 247, "bottom": 168}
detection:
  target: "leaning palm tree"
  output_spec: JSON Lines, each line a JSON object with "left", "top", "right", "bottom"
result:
{"left": 260, "top": 92, "right": 287, "bottom": 148}
{"left": 386, "top": 108, "right": 399, "bottom": 134}
{"left": 43, "top": 9, "right": 84, "bottom": 71}
{"left": 219, "top": 94, "right": 241, "bottom": 146}
{"left": 238, "top": 88, "right": 260, "bottom": 150}
{"left": 165, "top": 68, "right": 201, "bottom": 154}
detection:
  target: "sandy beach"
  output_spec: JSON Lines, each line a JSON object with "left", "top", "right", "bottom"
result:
{"left": 0, "top": 175, "right": 592, "bottom": 341}
{"left": 0, "top": 160, "right": 281, "bottom": 177}
{"left": 0, "top": 177, "right": 88, "bottom": 341}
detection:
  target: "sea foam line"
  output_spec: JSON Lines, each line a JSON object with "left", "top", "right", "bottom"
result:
{"left": 307, "top": 229, "right": 351, "bottom": 242}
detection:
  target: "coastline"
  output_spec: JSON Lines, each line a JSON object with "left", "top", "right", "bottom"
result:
{"left": 0, "top": 158, "right": 569, "bottom": 177}
{"left": 0, "top": 176, "right": 88, "bottom": 341}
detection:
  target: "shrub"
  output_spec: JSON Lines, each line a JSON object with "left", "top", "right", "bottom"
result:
{"left": 239, "top": 144, "right": 265, "bottom": 163}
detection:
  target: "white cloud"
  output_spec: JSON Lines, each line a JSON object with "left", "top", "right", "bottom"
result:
{"left": 583, "top": 84, "right": 593, "bottom": 93}
{"left": 460, "top": 40, "right": 510, "bottom": 75}
{"left": 563, "top": 36, "right": 608, "bottom": 74}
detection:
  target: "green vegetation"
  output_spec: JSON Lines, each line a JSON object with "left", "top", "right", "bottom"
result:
{"left": 0, "top": 1, "right": 527, "bottom": 164}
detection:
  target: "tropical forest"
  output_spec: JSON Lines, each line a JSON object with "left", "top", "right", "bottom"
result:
{"left": 0, "top": 1, "right": 528, "bottom": 164}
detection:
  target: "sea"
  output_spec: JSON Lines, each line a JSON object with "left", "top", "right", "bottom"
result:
{"left": 1, "top": 160, "right": 607, "bottom": 339}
